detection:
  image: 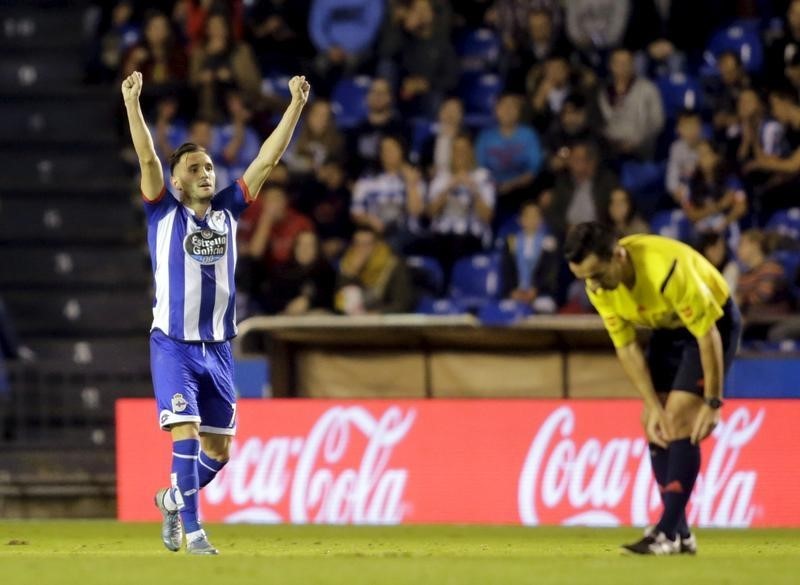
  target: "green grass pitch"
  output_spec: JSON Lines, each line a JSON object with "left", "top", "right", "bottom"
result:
{"left": 1, "top": 522, "right": 798, "bottom": 585}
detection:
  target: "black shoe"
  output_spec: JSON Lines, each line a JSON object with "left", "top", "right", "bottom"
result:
{"left": 621, "top": 531, "right": 680, "bottom": 555}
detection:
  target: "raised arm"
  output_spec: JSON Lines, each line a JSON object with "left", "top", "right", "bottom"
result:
{"left": 242, "top": 76, "right": 310, "bottom": 197}
{"left": 121, "top": 71, "right": 164, "bottom": 200}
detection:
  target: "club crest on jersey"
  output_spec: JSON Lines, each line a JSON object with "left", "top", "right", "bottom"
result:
{"left": 184, "top": 227, "right": 227, "bottom": 264}
{"left": 171, "top": 393, "right": 188, "bottom": 413}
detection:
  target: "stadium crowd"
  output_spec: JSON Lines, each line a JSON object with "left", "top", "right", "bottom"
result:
{"left": 89, "top": 0, "right": 800, "bottom": 344}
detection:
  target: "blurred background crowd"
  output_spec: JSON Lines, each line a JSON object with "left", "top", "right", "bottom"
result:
{"left": 86, "top": 0, "right": 800, "bottom": 345}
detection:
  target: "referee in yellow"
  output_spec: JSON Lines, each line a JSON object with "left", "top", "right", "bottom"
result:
{"left": 565, "top": 222, "right": 742, "bottom": 555}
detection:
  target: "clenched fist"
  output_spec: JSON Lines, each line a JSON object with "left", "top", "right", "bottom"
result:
{"left": 288, "top": 75, "right": 310, "bottom": 105}
{"left": 121, "top": 71, "right": 143, "bottom": 104}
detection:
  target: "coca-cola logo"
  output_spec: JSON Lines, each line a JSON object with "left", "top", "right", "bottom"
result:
{"left": 204, "top": 406, "right": 416, "bottom": 524}
{"left": 517, "top": 406, "right": 765, "bottom": 527}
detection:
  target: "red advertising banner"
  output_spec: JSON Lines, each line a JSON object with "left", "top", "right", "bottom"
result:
{"left": 116, "top": 399, "right": 800, "bottom": 527}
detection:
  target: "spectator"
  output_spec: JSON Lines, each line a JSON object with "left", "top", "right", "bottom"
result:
{"left": 765, "top": 0, "right": 800, "bottom": 86}
{"left": 335, "top": 226, "right": 415, "bottom": 314}
{"left": 597, "top": 48, "right": 664, "bottom": 160}
{"left": 475, "top": 93, "right": 544, "bottom": 227}
{"left": 425, "top": 133, "right": 495, "bottom": 282}
{"left": 696, "top": 231, "right": 740, "bottom": 294}
{"left": 285, "top": 99, "right": 344, "bottom": 178}
{"left": 346, "top": 78, "right": 405, "bottom": 177}
{"left": 526, "top": 54, "right": 575, "bottom": 131}
{"left": 733, "top": 89, "right": 784, "bottom": 167}
{"left": 151, "top": 96, "right": 188, "bottom": 177}
{"left": 666, "top": 109, "right": 703, "bottom": 203}
{"left": 242, "top": 184, "right": 315, "bottom": 268}
{"left": 88, "top": 0, "right": 140, "bottom": 83}
{"left": 743, "top": 89, "right": 800, "bottom": 222}
{"left": 604, "top": 187, "right": 649, "bottom": 237}
{"left": 542, "top": 141, "right": 616, "bottom": 238}
{"left": 189, "top": 12, "right": 263, "bottom": 123}
{"left": 681, "top": 140, "right": 747, "bottom": 242}
{"left": 217, "top": 91, "right": 262, "bottom": 178}
{"left": 308, "top": 0, "right": 384, "bottom": 96}
{"left": 543, "top": 93, "right": 604, "bottom": 174}
{"left": 299, "top": 158, "right": 353, "bottom": 260}
{"left": 176, "top": 0, "right": 246, "bottom": 50}
{"left": 351, "top": 136, "right": 425, "bottom": 252}
{"left": 736, "top": 229, "right": 791, "bottom": 318}
{"left": 379, "top": 0, "right": 459, "bottom": 117}
{"left": 500, "top": 201, "right": 559, "bottom": 313}
{"left": 263, "top": 231, "right": 336, "bottom": 315}
{"left": 121, "top": 10, "right": 188, "bottom": 98}
{"left": 565, "top": 0, "right": 631, "bottom": 56}
{"left": 245, "top": 0, "right": 314, "bottom": 72}
{"left": 709, "top": 51, "right": 751, "bottom": 138}
{"left": 418, "top": 97, "right": 466, "bottom": 178}
{"left": 493, "top": 0, "right": 563, "bottom": 53}
{"left": 506, "top": 9, "right": 572, "bottom": 94}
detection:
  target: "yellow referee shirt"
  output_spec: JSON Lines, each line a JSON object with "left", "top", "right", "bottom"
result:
{"left": 588, "top": 235, "right": 730, "bottom": 348}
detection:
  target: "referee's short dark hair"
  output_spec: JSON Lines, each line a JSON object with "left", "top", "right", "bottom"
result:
{"left": 169, "top": 142, "right": 207, "bottom": 173}
{"left": 564, "top": 221, "right": 617, "bottom": 264}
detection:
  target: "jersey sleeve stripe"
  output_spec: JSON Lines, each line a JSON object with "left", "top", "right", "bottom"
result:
{"left": 236, "top": 178, "right": 254, "bottom": 204}
{"left": 143, "top": 184, "right": 167, "bottom": 204}
{"left": 659, "top": 259, "right": 678, "bottom": 294}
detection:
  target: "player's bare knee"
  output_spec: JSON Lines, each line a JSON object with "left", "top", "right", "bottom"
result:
{"left": 201, "top": 434, "right": 232, "bottom": 461}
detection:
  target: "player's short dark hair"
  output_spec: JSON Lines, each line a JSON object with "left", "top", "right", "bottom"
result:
{"left": 169, "top": 142, "right": 207, "bottom": 173}
{"left": 676, "top": 108, "right": 701, "bottom": 122}
{"left": 564, "top": 222, "right": 617, "bottom": 264}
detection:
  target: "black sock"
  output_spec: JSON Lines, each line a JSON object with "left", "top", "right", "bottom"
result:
{"left": 655, "top": 438, "right": 701, "bottom": 540}
{"left": 649, "top": 443, "right": 691, "bottom": 539}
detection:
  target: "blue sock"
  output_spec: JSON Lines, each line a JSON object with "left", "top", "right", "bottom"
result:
{"left": 172, "top": 438, "right": 201, "bottom": 534}
{"left": 649, "top": 443, "right": 690, "bottom": 538}
{"left": 198, "top": 451, "right": 227, "bottom": 489}
{"left": 655, "top": 439, "right": 701, "bottom": 540}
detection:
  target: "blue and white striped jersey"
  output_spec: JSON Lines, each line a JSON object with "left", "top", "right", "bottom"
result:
{"left": 144, "top": 179, "right": 253, "bottom": 342}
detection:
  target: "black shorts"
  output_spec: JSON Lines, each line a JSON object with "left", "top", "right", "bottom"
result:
{"left": 646, "top": 298, "right": 742, "bottom": 395}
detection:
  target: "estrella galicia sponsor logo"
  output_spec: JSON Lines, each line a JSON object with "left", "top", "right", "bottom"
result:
{"left": 184, "top": 228, "right": 227, "bottom": 264}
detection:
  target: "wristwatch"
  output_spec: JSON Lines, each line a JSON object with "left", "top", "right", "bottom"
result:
{"left": 705, "top": 397, "right": 724, "bottom": 410}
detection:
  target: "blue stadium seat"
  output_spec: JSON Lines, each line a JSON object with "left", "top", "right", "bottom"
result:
{"left": 409, "top": 117, "right": 435, "bottom": 165}
{"left": 656, "top": 73, "right": 703, "bottom": 119}
{"left": 773, "top": 249, "right": 800, "bottom": 301}
{"left": 456, "top": 28, "right": 501, "bottom": 72}
{"left": 620, "top": 160, "right": 668, "bottom": 218}
{"left": 415, "top": 296, "right": 465, "bottom": 315}
{"left": 450, "top": 254, "right": 501, "bottom": 308}
{"left": 458, "top": 72, "right": 502, "bottom": 119}
{"left": 406, "top": 255, "right": 445, "bottom": 297}
{"left": 766, "top": 208, "right": 800, "bottom": 240}
{"left": 331, "top": 75, "right": 372, "bottom": 129}
{"left": 702, "top": 20, "right": 764, "bottom": 75}
{"left": 477, "top": 299, "right": 533, "bottom": 325}
{"left": 650, "top": 209, "right": 694, "bottom": 242}
{"left": 261, "top": 73, "right": 292, "bottom": 100}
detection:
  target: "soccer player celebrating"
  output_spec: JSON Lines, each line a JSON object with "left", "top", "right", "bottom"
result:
{"left": 565, "top": 222, "right": 741, "bottom": 555}
{"left": 121, "top": 71, "right": 309, "bottom": 554}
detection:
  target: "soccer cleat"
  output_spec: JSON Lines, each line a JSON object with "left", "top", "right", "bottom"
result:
{"left": 186, "top": 532, "right": 219, "bottom": 555}
{"left": 154, "top": 488, "right": 183, "bottom": 552}
{"left": 621, "top": 531, "right": 680, "bottom": 555}
{"left": 643, "top": 525, "right": 697, "bottom": 555}
{"left": 679, "top": 532, "right": 698, "bottom": 555}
